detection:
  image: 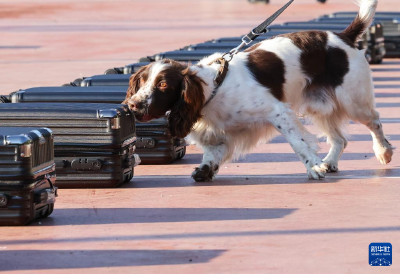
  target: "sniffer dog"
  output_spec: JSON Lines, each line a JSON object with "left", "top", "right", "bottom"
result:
{"left": 124, "top": 0, "right": 393, "bottom": 182}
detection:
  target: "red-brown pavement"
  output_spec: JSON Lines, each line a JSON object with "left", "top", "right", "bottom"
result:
{"left": 0, "top": 0, "right": 400, "bottom": 273}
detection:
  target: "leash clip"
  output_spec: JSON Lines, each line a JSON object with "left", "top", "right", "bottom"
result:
{"left": 242, "top": 35, "right": 253, "bottom": 45}
{"left": 222, "top": 40, "right": 246, "bottom": 62}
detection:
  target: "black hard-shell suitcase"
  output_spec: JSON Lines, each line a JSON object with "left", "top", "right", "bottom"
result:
{"left": 105, "top": 62, "right": 150, "bottom": 75}
{"left": 9, "top": 86, "right": 128, "bottom": 103}
{"left": 135, "top": 117, "right": 186, "bottom": 164}
{"left": 80, "top": 74, "right": 131, "bottom": 87}
{"left": 149, "top": 50, "right": 217, "bottom": 62}
{"left": 0, "top": 127, "right": 57, "bottom": 225}
{"left": 6, "top": 88, "right": 186, "bottom": 164}
{"left": 0, "top": 103, "right": 137, "bottom": 188}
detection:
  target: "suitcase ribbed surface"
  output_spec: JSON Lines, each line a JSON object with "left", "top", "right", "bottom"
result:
{"left": 0, "top": 103, "right": 135, "bottom": 146}
{"left": 11, "top": 86, "right": 128, "bottom": 104}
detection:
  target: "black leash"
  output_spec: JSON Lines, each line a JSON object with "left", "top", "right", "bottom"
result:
{"left": 222, "top": 0, "right": 294, "bottom": 61}
{"left": 204, "top": 0, "right": 294, "bottom": 107}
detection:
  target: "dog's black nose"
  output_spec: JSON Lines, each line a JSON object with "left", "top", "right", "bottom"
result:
{"left": 129, "top": 100, "right": 144, "bottom": 111}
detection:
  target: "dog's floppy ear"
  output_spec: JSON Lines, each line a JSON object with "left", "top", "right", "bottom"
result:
{"left": 122, "top": 65, "right": 148, "bottom": 104}
{"left": 168, "top": 67, "right": 205, "bottom": 138}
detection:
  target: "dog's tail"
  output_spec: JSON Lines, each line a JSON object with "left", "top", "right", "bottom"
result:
{"left": 341, "top": 0, "right": 378, "bottom": 44}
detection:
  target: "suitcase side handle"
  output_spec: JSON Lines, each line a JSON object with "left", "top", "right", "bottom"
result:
{"left": 136, "top": 137, "right": 156, "bottom": 148}
{"left": 71, "top": 158, "right": 102, "bottom": 171}
{"left": 0, "top": 194, "right": 8, "bottom": 207}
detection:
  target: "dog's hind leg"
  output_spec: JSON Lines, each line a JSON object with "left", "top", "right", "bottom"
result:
{"left": 338, "top": 82, "right": 394, "bottom": 165}
{"left": 353, "top": 109, "right": 394, "bottom": 164}
{"left": 268, "top": 103, "right": 326, "bottom": 179}
{"left": 368, "top": 111, "right": 394, "bottom": 164}
{"left": 312, "top": 113, "right": 348, "bottom": 173}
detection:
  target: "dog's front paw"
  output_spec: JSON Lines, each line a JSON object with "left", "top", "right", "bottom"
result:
{"left": 191, "top": 165, "right": 214, "bottom": 182}
{"left": 306, "top": 159, "right": 326, "bottom": 180}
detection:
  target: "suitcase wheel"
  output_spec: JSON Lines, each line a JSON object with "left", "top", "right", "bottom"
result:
{"left": 104, "top": 68, "right": 123, "bottom": 75}
{"left": 176, "top": 146, "right": 187, "bottom": 160}
{"left": 139, "top": 57, "right": 152, "bottom": 62}
{"left": 104, "top": 68, "right": 118, "bottom": 74}
{"left": 44, "top": 204, "right": 54, "bottom": 218}
{"left": 62, "top": 78, "right": 83, "bottom": 87}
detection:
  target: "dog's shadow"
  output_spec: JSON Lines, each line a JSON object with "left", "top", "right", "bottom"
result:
{"left": 128, "top": 167, "right": 400, "bottom": 189}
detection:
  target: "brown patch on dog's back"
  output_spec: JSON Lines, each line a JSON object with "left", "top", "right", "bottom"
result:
{"left": 280, "top": 31, "right": 350, "bottom": 101}
{"left": 246, "top": 50, "right": 286, "bottom": 101}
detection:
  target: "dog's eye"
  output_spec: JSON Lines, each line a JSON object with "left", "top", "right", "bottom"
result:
{"left": 158, "top": 81, "right": 168, "bottom": 88}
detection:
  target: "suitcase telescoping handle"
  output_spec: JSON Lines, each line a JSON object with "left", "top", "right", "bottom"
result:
{"left": 34, "top": 174, "right": 58, "bottom": 205}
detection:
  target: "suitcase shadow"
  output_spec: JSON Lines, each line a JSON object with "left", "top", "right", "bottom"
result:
{"left": 32, "top": 207, "right": 297, "bottom": 226}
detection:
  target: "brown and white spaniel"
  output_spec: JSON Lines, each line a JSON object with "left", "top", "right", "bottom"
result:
{"left": 124, "top": 0, "right": 393, "bottom": 182}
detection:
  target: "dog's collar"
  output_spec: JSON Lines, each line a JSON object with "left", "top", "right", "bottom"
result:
{"left": 203, "top": 58, "right": 229, "bottom": 107}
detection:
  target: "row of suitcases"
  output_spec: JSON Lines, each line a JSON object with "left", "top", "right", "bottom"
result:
{"left": 0, "top": 86, "right": 186, "bottom": 226}
{"left": 0, "top": 81, "right": 178, "bottom": 227}
{"left": 0, "top": 88, "right": 187, "bottom": 225}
